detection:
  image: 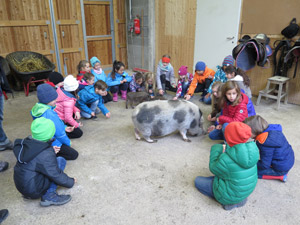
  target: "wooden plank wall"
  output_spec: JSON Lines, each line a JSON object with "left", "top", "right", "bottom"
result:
{"left": 84, "top": 1, "right": 113, "bottom": 68}
{"left": 155, "top": 0, "right": 197, "bottom": 77}
{"left": 0, "top": 0, "right": 56, "bottom": 65}
{"left": 240, "top": 0, "right": 300, "bottom": 105}
{"left": 113, "top": 0, "right": 127, "bottom": 67}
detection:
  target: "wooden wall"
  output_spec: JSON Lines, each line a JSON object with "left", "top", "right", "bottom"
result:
{"left": 240, "top": 0, "right": 300, "bottom": 105}
{"left": 155, "top": 0, "right": 197, "bottom": 76}
{"left": 0, "top": 0, "right": 56, "bottom": 64}
{"left": 84, "top": 1, "right": 113, "bottom": 68}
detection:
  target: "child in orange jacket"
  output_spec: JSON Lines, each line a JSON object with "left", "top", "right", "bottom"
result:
{"left": 185, "top": 61, "right": 215, "bottom": 101}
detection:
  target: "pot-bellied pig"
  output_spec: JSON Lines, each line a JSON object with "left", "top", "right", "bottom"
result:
{"left": 132, "top": 100, "right": 204, "bottom": 143}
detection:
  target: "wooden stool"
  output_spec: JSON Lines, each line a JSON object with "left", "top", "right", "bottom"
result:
{"left": 256, "top": 76, "right": 290, "bottom": 110}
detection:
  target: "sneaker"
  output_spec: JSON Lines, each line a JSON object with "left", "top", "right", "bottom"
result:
{"left": 40, "top": 192, "right": 71, "bottom": 207}
{"left": 223, "top": 198, "right": 247, "bottom": 211}
{"left": 0, "top": 139, "right": 13, "bottom": 151}
{"left": 0, "top": 161, "right": 9, "bottom": 172}
{"left": 0, "top": 209, "right": 9, "bottom": 223}
{"left": 282, "top": 174, "right": 288, "bottom": 182}
{"left": 91, "top": 116, "right": 98, "bottom": 121}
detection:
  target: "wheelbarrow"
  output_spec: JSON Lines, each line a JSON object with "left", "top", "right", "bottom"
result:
{"left": 6, "top": 51, "right": 55, "bottom": 96}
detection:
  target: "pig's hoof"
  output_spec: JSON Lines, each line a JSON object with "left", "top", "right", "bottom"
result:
{"left": 184, "top": 138, "right": 191, "bottom": 142}
{"left": 136, "top": 137, "right": 141, "bottom": 140}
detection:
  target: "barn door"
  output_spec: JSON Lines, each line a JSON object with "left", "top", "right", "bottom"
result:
{"left": 82, "top": 0, "right": 115, "bottom": 71}
{"left": 51, "top": 0, "right": 85, "bottom": 76}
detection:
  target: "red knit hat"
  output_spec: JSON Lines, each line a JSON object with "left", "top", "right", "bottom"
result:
{"left": 178, "top": 66, "right": 188, "bottom": 75}
{"left": 224, "top": 122, "right": 252, "bottom": 147}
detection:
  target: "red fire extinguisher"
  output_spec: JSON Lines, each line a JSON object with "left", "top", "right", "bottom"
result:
{"left": 134, "top": 16, "right": 140, "bottom": 34}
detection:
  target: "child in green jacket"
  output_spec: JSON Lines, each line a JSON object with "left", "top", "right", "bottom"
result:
{"left": 194, "top": 122, "right": 259, "bottom": 210}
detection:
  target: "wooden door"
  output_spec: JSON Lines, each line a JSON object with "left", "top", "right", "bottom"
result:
{"left": 52, "top": 0, "right": 85, "bottom": 76}
{"left": 84, "top": 1, "right": 113, "bottom": 70}
{"left": 0, "top": 0, "right": 57, "bottom": 66}
{"left": 113, "top": 0, "right": 127, "bottom": 67}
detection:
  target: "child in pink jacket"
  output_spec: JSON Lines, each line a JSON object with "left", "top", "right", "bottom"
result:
{"left": 55, "top": 75, "right": 83, "bottom": 139}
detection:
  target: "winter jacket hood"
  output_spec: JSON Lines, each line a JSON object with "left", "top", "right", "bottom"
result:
{"left": 31, "top": 103, "right": 52, "bottom": 118}
{"left": 13, "top": 136, "right": 50, "bottom": 164}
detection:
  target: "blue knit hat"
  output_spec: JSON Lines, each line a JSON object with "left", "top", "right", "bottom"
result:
{"left": 37, "top": 83, "right": 58, "bottom": 104}
{"left": 90, "top": 56, "right": 101, "bottom": 68}
{"left": 195, "top": 61, "right": 206, "bottom": 71}
{"left": 222, "top": 55, "right": 234, "bottom": 66}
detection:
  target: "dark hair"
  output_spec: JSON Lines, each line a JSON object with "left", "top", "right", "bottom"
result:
{"left": 244, "top": 115, "right": 269, "bottom": 137}
{"left": 83, "top": 72, "right": 94, "bottom": 81}
{"left": 94, "top": 80, "right": 107, "bottom": 91}
{"left": 162, "top": 54, "right": 171, "bottom": 59}
{"left": 111, "top": 60, "right": 125, "bottom": 80}
{"left": 134, "top": 72, "right": 144, "bottom": 82}
{"left": 77, "top": 60, "right": 89, "bottom": 73}
{"left": 220, "top": 81, "right": 241, "bottom": 107}
{"left": 224, "top": 65, "right": 250, "bottom": 86}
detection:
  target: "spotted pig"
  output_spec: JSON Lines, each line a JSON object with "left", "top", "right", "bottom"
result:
{"left": 132, "top": 100, "right": 204, "bottom": 143}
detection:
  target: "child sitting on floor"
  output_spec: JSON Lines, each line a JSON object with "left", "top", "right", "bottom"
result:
{"left": 90, "top": 56, "right": 112, "bottom": 103}
{"left": 129, "top": 72, "right": 144, "bottom": 92}
{"left": 55, "top": 75, "right": 83, "bottom": 139}
{"left": 13, "top": 117, "right": 76, "bottom": 207}
{"left": 77, "top": 80, "right": 111, "bottom": 120}
{"left": 156, "top": 54, "right": 176, "bottom": 95}
{"left": 244, "top": 115, "right": 294, "bottom": 182}
{"left": 77, "top": 60, "right": 91, "bottom": 90}
{"left": 31, "top": 84, "right": 79, "bottom": 160}
{"left": 144, "top": 72, "right": 156, "bottom": 98}
{"left": 194, "top": 122, "right": 259, "bottom": 210}
{"left": 173, "top": 66, "right": 192, "bottom": 100}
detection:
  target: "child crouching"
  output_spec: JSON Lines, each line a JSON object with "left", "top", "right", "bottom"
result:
{"left": 194, "top": 122, "right": 259, "bottom": 210}
{"left": 244, "top": 115, "right": 294, "bottom": 182}
{"left": 77, "top": 80, "right": 111, "bottom": 120}
{"left": 13, "top": 117, "right": 76, "bottom": 207}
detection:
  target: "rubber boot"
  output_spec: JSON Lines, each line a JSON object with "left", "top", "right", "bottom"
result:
{"left": 121, "top": 90, "right": 127, "bottom": 100}
{"left": 112, "top": 92, "right": 118, "bottom": 102}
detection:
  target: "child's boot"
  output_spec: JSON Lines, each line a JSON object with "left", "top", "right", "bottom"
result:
{"left": 259, "top": 174, "right": 288, "bottom": 182}
{"left": 112, "top": 92, "right": 118, "bottom": 102}
{"left": 40, "top": 192, "right": 71, "bottom": 207}
{"left": 121, "top": 90, "right": 127, "bottom": 100}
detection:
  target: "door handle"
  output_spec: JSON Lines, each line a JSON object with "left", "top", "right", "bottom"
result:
{"left": 226, "top": 36, "right": 234, "bottom": 40}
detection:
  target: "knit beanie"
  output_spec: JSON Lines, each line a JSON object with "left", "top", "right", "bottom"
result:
{"left": 222, "top": 55, "right": 235, "bottom": 67}
{"left": 64, "top": 75, "right": 79, "bottom": 92}
{"left": 224, "top": 122, "right": 252, "bottom": 147}
{"left": 31, "top": 117, "right": 56, "bottom": 142}
{"left": 37, "top": 83, "right": 58, "bottom": 104}
{"left": 48, "top": 72, "right": 64, "bottom": 85}
{"left": 178, "top": 66, "right": 188, "bottom": 75}
{"left": 90, "top": 56, "right": 101, "bottom": 68}
{"left": 195, "top": 61, "right": 206, "bottom": 71}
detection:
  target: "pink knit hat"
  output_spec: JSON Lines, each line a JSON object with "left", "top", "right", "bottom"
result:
{"left": 178, "top": 66, "right": 188, "bottom": 76}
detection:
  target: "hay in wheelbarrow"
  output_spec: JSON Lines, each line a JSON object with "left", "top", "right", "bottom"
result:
{"left": 6, "top": 51, "right": 55, "bottom": 82}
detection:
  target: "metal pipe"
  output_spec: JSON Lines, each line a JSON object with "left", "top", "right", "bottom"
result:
{"left": 129, "top": 0, "right": 132, "bottom": 20}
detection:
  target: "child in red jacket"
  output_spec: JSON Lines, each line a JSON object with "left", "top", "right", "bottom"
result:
{"left": 208, "top": 81, "right": 248, "bottom": 140}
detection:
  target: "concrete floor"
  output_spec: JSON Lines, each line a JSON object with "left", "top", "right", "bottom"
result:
{"left": 0, "top": 89, "right": 299, "bottom": 225}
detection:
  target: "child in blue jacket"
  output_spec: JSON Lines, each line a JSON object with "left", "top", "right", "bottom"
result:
{"left": 77, "top": 80, "right": 111, "bottom": 120}
{"left": 31, "top": 84, "right": 78, "bottom": 160}
{"left": 244, "top": 115, "right": 295, "bottom": 182}
{"left": 90, "top": 56, "right": 112, "bottom": 103}
{"left": 106, "top": 60, "right": 132, "bottom": 102}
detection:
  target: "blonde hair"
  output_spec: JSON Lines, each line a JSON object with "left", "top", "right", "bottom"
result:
{"left": 211, "top": 81, "right": 224, "bottom": 111}
{"left": 244, "top": 115, "right": 269, "bottom": 137}
{"left": 220, "top": 81, "right": 241, "bottom": 107}
{"left": 144, "top": 72, "right": 156, "bottom": 92}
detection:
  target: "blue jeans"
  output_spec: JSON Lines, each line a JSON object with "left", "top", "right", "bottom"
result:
{"left": 194, "top": 176, "right": 215, "bottom": 198}
{"left": 258, "top": 167, "right": 288, "bottom": 177}
{"left": 180, "top": 82, "right": 189, "bottom": 97}
{"left": 44, "top": 157, "right": 66, "bottom": 194}
{"left": 80, "top": 100, "right": 99, "bottom": 118}
{"left": 208, "top": 123, "right": 228, "bottom": 141}
{"left": 0, "top": 93, "right": 7, "bottom": 143}
{"left": 203, "top": 96, "right": 212, "bottom": 105}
